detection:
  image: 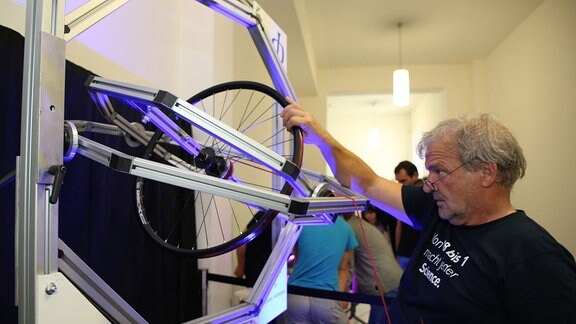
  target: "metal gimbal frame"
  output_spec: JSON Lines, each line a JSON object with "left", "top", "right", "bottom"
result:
{"left": 16, "top": 1, "right": 367, "bottom": 323}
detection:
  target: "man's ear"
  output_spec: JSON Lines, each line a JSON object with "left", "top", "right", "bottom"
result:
{"left": 480, "top": 162, "right": 499, "bottom": 187}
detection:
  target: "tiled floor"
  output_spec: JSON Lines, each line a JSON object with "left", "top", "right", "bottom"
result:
{"left": 348, "top": 303, "right": 370, "bottom": 323}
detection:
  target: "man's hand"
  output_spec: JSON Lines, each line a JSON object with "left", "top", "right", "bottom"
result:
{"left": 281, "top": 98, "right": 330, "bottom": 146}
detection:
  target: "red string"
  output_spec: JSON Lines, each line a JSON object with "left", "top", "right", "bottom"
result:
{"left": 334, "top": 192, "right": 392, "bottom": 324}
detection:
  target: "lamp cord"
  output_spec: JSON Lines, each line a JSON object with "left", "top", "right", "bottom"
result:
{"left": 397, "top": 22, "right": 403, "bottom": 68}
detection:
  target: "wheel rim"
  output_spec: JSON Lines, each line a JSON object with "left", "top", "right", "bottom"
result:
{"left": 135, "top": 81, "right": 303, "bottom": 258}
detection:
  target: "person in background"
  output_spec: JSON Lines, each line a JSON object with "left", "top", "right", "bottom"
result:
{"left": 393, "top": 161, "right": 423, "bottom": 270}
{"left": 362, "top": 204, "right": 393, "bottom": 238}
{"left": 281, "top": 99, "right": 576, "bottom": 322}
{"left": 284, "top": 215, "right": 358, "bottom": 324}
{"left": 234, "top": 213, "right": 272, "bottom": 286}
{"left": 393, "top": 161, "right": 422, "bottom": 186}
{"left": 344, "top": 212, "right": 403, "bottom": 324}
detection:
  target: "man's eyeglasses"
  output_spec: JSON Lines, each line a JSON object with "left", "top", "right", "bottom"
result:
{"left": 424, "top": 163, "right": 467, "bottom": 191}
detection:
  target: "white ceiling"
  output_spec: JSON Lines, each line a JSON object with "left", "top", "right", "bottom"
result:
{"left": 255, "top": 0, "right": 545, "bottom": 97}
{"left": 327, "top": 91, "right": 439, "bottom": 114}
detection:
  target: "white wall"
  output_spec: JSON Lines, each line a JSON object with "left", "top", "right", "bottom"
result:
{"left": 327, "top": 107, "right": 412, "bottom": 180}
{"left": 485, "top": 0, "right": 576, "bottom": 254}
{"left": 233, "top": 24, "right": 274, "bottom": 86}
{"left": 65, "top": 0, "right": 233, "bottom": 96}
{"left": 1, "top": 1, "right": 25, "bottom": 33}
{"left": 1, "top": 0, "right": 234, "bottom": 94}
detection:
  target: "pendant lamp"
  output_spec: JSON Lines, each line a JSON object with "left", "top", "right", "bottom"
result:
{"left": 393, "top": 22, "right": 410, "bottom": 107}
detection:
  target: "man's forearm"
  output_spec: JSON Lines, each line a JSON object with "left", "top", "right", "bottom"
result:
{"left": 318, "top": 133, "right": 410, "bottom": 224}
{"left": 338, "top": 268, "right": 349, "bottom": 293}
{"left": 318, "top": 133, "right": 377, "bottom": 191}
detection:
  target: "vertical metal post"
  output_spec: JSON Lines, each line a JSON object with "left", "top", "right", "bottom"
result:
{"left": 16, "top": 0, "right": 65, "bottom": 322}
{"left": 201, "top": 268, "right": 208, "bottom": 316}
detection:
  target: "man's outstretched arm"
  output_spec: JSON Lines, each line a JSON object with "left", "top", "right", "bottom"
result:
{"left": 281, "top": 98, "right": 411, "bottom": 225}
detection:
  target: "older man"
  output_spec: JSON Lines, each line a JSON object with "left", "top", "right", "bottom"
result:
{"left": 281, "top": 99, "right": 576, "bottom": 323}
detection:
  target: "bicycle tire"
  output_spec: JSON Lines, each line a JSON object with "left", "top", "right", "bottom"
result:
{"left": 135, "top": 81, "right": 303, "bottom": 258}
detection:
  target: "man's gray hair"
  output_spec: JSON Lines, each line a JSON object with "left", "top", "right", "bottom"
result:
{"left": 417, "top": 113, "right": 526, "bottom": 188}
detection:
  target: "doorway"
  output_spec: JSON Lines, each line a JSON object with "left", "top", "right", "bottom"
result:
{"left": 326, "top": 90, "right": 446, "bottom": 180}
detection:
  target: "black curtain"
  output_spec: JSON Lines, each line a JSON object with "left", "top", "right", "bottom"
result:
{"left": 1, "top": 25, "right": 203, "bottom": 323}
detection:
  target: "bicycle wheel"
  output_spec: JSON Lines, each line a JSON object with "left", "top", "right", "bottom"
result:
{"left": 135, "top": 81, "right": 303, "bottom": 258}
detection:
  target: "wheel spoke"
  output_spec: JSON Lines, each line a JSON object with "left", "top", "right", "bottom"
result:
{"left": 135, "top": 81, "right": 303, "bottom": 257}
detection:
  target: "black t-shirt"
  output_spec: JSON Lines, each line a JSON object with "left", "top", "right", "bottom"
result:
{"left": 396, "top": 222, "right": 421, "bottom": 258}
{"left": 390, "top": 185, "right": 576, "bottom": 323}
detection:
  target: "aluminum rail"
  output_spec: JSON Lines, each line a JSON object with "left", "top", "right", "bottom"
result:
{"left": 76, "top": 135, "right": 368, "bottom": 219}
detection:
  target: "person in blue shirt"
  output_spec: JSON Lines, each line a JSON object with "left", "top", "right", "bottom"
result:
{"left": 285, "top": 215, "right": 358, "bottom": 323}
